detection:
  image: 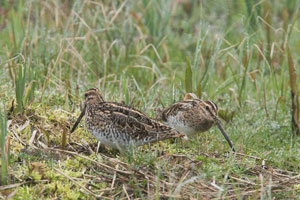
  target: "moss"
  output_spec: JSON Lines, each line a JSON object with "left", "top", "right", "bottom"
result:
{"left": 65, "top": 170, "right": 82, "bottom": 178}
{"left": 44, "top": 181, "right": 83, "bottom": 199}
{"left": 29, "top": 171, "right": 42, "bottom": 181}
{"left": 15, "top": 186, "right": 35, "bottom": 200}
{"left": 45, "top": 170, "right": 63, "bottom": 181}
{"left": 64, "top": 157, "right": 87, "bottom": 170}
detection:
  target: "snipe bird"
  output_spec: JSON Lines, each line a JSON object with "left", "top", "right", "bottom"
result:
{"left": 156, "top": 93, "right": 235, "bottom": 152}
{"left": 71, "top": 88, "right": 184, "bottom": 152}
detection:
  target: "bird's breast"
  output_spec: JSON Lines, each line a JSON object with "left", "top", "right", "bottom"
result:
{"left": 165, "top": 111, "right": 215, "bottom": 136}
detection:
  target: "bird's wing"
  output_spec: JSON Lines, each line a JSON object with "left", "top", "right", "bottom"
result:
{"left": 93, "top": 102, "right": 180, "bottom": 141}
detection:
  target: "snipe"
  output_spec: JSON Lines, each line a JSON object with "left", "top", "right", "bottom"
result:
{"left": 156, "top": 93, "right": 235, "bottom": 152}
{"left": 71, "top": 88, "right": 183, "bottom": 152}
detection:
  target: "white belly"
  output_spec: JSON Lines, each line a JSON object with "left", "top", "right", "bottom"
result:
{"left": 166, "top": 114, "right": 198, "bottom": 137}
{"left": 91, "top": 130, "right": 129, "bottom": 150}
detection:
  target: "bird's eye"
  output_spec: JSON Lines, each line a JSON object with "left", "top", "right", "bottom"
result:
{"left": 205, "top": 106, "right": 210, "bottom": 110}
{"left": 85, "top": 93, "right": 88, "bottom": 98}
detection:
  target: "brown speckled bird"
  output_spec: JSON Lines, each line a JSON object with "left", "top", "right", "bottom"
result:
{"left": 156, "top": 93, "right": 235, "bottom": 152}
{"left": 71, "top": 88, "right": 184, "bottom": 152}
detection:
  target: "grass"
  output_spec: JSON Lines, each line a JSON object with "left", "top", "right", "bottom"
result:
{"left": 0, "top": 105, "right": 8, "bottom": 186}
{"left": 0, "top": 0, "right": 300, "bottom": 199}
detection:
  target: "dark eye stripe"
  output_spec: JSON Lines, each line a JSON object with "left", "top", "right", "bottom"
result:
{"left": 97, "top": 94, "right": 104, "bottom": 102}
{"left": 212, "top": 101, "right": 218, "bottom": 111}
{"left": 202, "top": 102, "right": 217, "bottom": 120}
{"left": 205, "top": 101, "right": 218, "bottom": 112}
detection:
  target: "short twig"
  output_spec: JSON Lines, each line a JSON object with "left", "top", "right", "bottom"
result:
{"left": 122, "top": 184, "right": 131, "bottom": 200}
{"left": 0, "top": 182, "right": 25, "bottom": 191}
{"left": 111, "top": 164, "right": 119, "bottom": 189}
{"left": 235, "top": 152, "right": 268, "bottom": 161}
{"left": 230, "top": 176, "right": 257, "bottom": 186}
{"left": 53, "top": 167, "right": 98, "bottom": 197}
{"left": 48, "top": 148, "right": 134, "bottom": 175}
{"left": 10, "top": 126, "right": 27, "bottom": 146}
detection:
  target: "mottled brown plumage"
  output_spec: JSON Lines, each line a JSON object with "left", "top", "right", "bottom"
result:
{"left": 72, "top": 88, "right": 183, "bottom": 152}
{"left": 156, "top": 93, "right": 235, "bottom": 151}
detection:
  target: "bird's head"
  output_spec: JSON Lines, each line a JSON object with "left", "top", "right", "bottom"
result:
{"left": 201, "top": 100, "right": 235, "bottom": 152}
{"left": 84, "top": 88, "right": 104, "bottom": 105}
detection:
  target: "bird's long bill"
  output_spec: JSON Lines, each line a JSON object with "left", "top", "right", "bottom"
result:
{"left": 215, "top": 120, "right": 235, "bottom": 152}
{"left": 70, "top": 105, "right": 86, "bottom": 134}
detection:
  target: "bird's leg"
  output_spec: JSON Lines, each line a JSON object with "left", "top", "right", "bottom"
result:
{"left": 178, "top": 134, "right": 189, "bottom": 149}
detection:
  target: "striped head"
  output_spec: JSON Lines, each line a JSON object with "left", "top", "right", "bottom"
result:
{"left": 181, "top": 99, "right": 219, "bottom": 133}
{"left": 70, "top": 88, "right": 104, "bottom": 134}
{"left": 183, "top": 93, "right": 219, "bottom": 124}
{"left": 84, "top": 88, "right": 105, "bottom": 105}
{"left": 199, "top": 100, "right": 235, "bottom": 152}
{"left": 201, "top": 100, "right": 219, "bottom": 122}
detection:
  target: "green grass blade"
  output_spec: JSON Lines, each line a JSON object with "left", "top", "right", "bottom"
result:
{"left": 185, "top": 56, "right": 193, "bottom": 93}
{"left": 15, "top": 65, "right": 26, "bottom": 113}
{"left": 122, "top": 75, "right": 130, "bottom": 105}
{"left": 0, "top": 106, "right": 8, "bottom": 185}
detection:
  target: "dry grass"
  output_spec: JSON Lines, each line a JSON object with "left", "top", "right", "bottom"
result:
{"left": 0, "top": 107, "right": 299, "bottom": 199}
